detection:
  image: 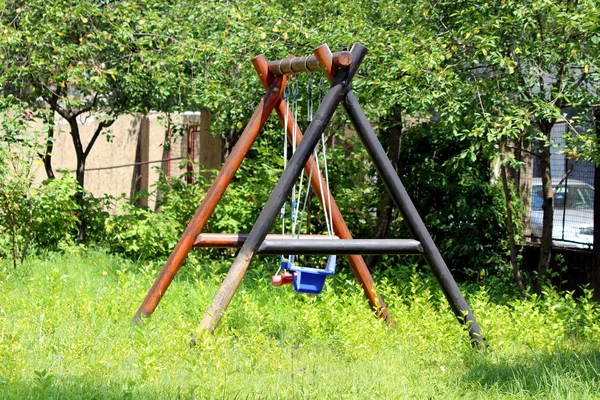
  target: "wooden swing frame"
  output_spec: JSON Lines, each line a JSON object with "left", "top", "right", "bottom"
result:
{"left": 132, "top": 43, "right": 484, "bottom": 347}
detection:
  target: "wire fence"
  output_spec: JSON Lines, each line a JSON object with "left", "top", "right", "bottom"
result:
{"left": 529, "top": 121, "right": 595, "bottom": 250}
{"left": 83, "top": 157, "right": 186, "bottom": 172}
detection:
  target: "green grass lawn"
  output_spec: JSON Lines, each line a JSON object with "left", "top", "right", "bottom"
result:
{"left": 1, "top": 249, "right": 599, "bottom": 399}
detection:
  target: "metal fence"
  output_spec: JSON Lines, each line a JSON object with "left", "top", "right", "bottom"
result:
{"left": 529, "top": 121, "right": 595, "bottom": 250}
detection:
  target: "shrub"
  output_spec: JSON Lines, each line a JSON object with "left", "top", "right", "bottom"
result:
{"left": 105, "top": 170, "right": 210, "bottom": 261}
{"left": 30, "top": 175, "right": 85, "bottom": 249}
{"left": 394, "top": 122, "right": 510, "bottom": 279}
{"left": 0, "top": 99, "right": 42, "bottom": 267}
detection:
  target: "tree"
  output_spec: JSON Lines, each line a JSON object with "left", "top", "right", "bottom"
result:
{"left": 0, "top": 0, "right": 190, "bottom": 238}
{"left": 164, "top": 0, "right": 516, "bottom": 277}
{"left": 393, "top": 1, "right": 600, "bottom": 290}
{"left": 594, "top": 108, "right": 600, "bottom": 299}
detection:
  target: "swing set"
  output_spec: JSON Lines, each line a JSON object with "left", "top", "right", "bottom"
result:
{"left": 132, "top": 43, "right": 484, "bottom": 346}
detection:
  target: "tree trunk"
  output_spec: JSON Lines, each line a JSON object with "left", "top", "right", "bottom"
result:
{"left": 593, "top": 107, "right": 600, "bottom": 300}
{"left": 68, "top": 118, "right": 87, "bottom": 241}
{"left": 75, "top": 159, "right": 87, "bottom": 241}
{"left": 42, "top": 98, "right": 61, "bottom": 180}
{"left": 222, "top": 128, "right": 242, "bottom": 160}
{"left": 367, "top": 106, "right": 402, "bottom": 269}
{"left": 536, "top": 141, "right": 554, "bottom": 293}
{"left": 514, "top": 136, "right": 534, "bottom": 238}
{"left": 499, "top": 143, "right": 526, "bottom": 294}
{"left": 41, "top": 112, "right": 56, "bottom": 179}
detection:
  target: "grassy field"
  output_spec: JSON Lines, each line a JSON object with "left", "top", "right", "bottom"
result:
{"left": 1, "top": 249, "right": 599, "bottom": 399}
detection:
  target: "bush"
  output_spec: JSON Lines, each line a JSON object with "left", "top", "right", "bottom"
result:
{"left": 105, "top": 170, "right": 210, "bottom": 261}
{"left": 29, "top": 176, "right": 81, "bottom": 248}
{"left": 394, "top": 122, "right": 510, "bottom": 279}
{"left": 0, "top": 99, "right": 42, "bottom": 267}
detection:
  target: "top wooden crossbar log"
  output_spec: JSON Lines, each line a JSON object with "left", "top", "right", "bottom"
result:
{"left": 267, "top": 51, "right": 352, "bottom": 75}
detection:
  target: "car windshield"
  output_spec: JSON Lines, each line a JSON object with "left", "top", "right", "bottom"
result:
{"left": 532, "top": 185, "right": 594, "bottom": 210}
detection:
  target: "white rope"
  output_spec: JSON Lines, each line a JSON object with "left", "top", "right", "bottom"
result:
{"left": 293, "top": 169, "right": 304, "bottom": 237}
{"left": 290, "top": 82, "right": 300, "bottom": 237}
{"left": 313, "top": 145, "right": 333, "bottom": 239}
{"left": 281, "top": 82, "right": 290, "bottom": 237}
{"left": 294, "top": 78, "right": 313, "bottom": 238}
{"left": 278, "top": 78, "right": 336, "bottom": 273}
{"left": 296, "top": 156, "right": 314, "bottom": 238}
{"left": 292, "top": 81, "right": 298, "bottom": 153}
{"left": 321, "top": 135, "right": 334, "bottom": 238}
{"left": 307, "top": 79, "right": 313, "bottom": 123}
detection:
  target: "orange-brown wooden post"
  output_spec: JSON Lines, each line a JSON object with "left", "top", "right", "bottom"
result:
{"left": 194, "top": 233, "right": 340, "bottom": 248}
{"left": 253, "top": 53, "right": 390, "bottom": 322}
{"left": 132, "top": 75, "right": 287, "bottom": 323}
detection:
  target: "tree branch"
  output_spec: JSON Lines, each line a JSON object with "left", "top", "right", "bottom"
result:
{"left": 505, "top": 144, "right": 539, "bottom": 157}
{"left": 72, "top": 93, "right": 99, "bottom": 118}
{"left": 553, "top": 158, "right": 581, "bottom": 195}
{"left": 83, "top": 118, "right": 115, "bottom": 159}
{"left": 46, "top": 87, "right": 70, "bottom": 119}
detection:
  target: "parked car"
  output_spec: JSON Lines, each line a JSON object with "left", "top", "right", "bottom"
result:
{"left": 530, "top": 178, "right": 594, "bottom": 249}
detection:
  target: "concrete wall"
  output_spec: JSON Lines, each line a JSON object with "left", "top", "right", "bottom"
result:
{"left": 32, "top": 111, "right": 221, "bottom": 211}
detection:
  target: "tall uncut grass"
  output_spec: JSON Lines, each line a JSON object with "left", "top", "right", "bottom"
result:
{"left": 1, "top": 249, "right": 599, "bottom": 399}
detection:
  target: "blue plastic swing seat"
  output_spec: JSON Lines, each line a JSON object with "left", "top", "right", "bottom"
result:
{"left": 280, "top": 255, "right": 337, "bottom": 294}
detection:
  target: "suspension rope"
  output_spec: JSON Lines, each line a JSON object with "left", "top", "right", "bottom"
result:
{"left": 295, "top": 156, "right": 314, "bottom": 239}
{"left": 290, "top": 81, "right": 300, "bottom": 236}
{"left": 307, "top": 78, "right": 313, "bottom": 123}
{"left": 318, "top": 76, "right": 333, "bottom": 238}
{"left": 321, "top": 135, "right": 334, "bottom": 238}
{"left": 281, "top": 80, "right": 290, "bottom": 237}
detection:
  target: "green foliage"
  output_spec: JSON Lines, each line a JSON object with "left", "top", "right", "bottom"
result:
{"left": 105, "top": 172, "right": 207, "bottom": 261}
{"left": 0, "top": 96, "right": 108, "bottom": 262}
{"left": 0, "top": 0, "right": 201, "bottom": 238}
{"left": 397, "top": 123, "right": 511, "bottom": 278}
{"left": 2, "top": 0, "right": 597, "bottom": 287}
{"left": 0, "top": 0, "right": 182, "bottom": 112}
{"left": 211, "top": 134, "right": 283, "bottom": 234}
{"left": 30, "top": 176, "right": 84, "bottom": 248}
{"left": 1, "top": 249, "right": 600, "bottom": 398}
{"left": 0, "top": 97, "right": 40, "bottom": 267}
{"left": 105, "top": 201, "right": 180, "bottom": 262}
{"left": 0, "top": 171, "right": 109, "bottom": 260}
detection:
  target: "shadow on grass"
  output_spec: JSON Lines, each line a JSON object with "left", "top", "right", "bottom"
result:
{"left": 464, "top": 349, "right": 600, "bottom": 396}
{"left": 0, "top": 376, "right": 150, "bottom": 400}
{"left": 0, "top": 375, "right": 268, "bottom": 400}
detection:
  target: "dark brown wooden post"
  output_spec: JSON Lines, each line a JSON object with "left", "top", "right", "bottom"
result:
{"left": 316, "top": 43, "right": 484, "bottom": 347}
{"left": 186, "top": 124, "right": 195, "bottom": 184}
{"left": 198, "top": 109, "right": 220, "bottom": 179}
{"left": 253, "top": 53, "right": 391, "bottom": 322}
{"left": 165, "top": 121, "right": 172, "bottom": 180}
{"left": 137, "top": 115, "right": 150, "bottom": 207}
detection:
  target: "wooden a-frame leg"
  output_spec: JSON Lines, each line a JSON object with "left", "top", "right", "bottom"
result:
{"left": 253, "top": 55, "right": 391, "bottom": 323}
{"left": 315, "top": 44, "right": 484, "bottom": 347}
{"left": 132, "top": 75, "right": 287, "bottom": 323}
{"left": 344, "top": 90, "right": 485, "bottom": 347}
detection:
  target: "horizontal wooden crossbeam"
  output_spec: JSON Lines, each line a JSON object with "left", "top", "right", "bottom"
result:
{"left": 194, "top": 233, "right": 423, "bottom": 255}
{"left": 257, "top": 239, "right": 423, "bottom": 255}
{"left": 266, "top": 51, "right": 352, "bottom": 75}
{"left": 194, "top": 233, "right": 340, "bottom": 248}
